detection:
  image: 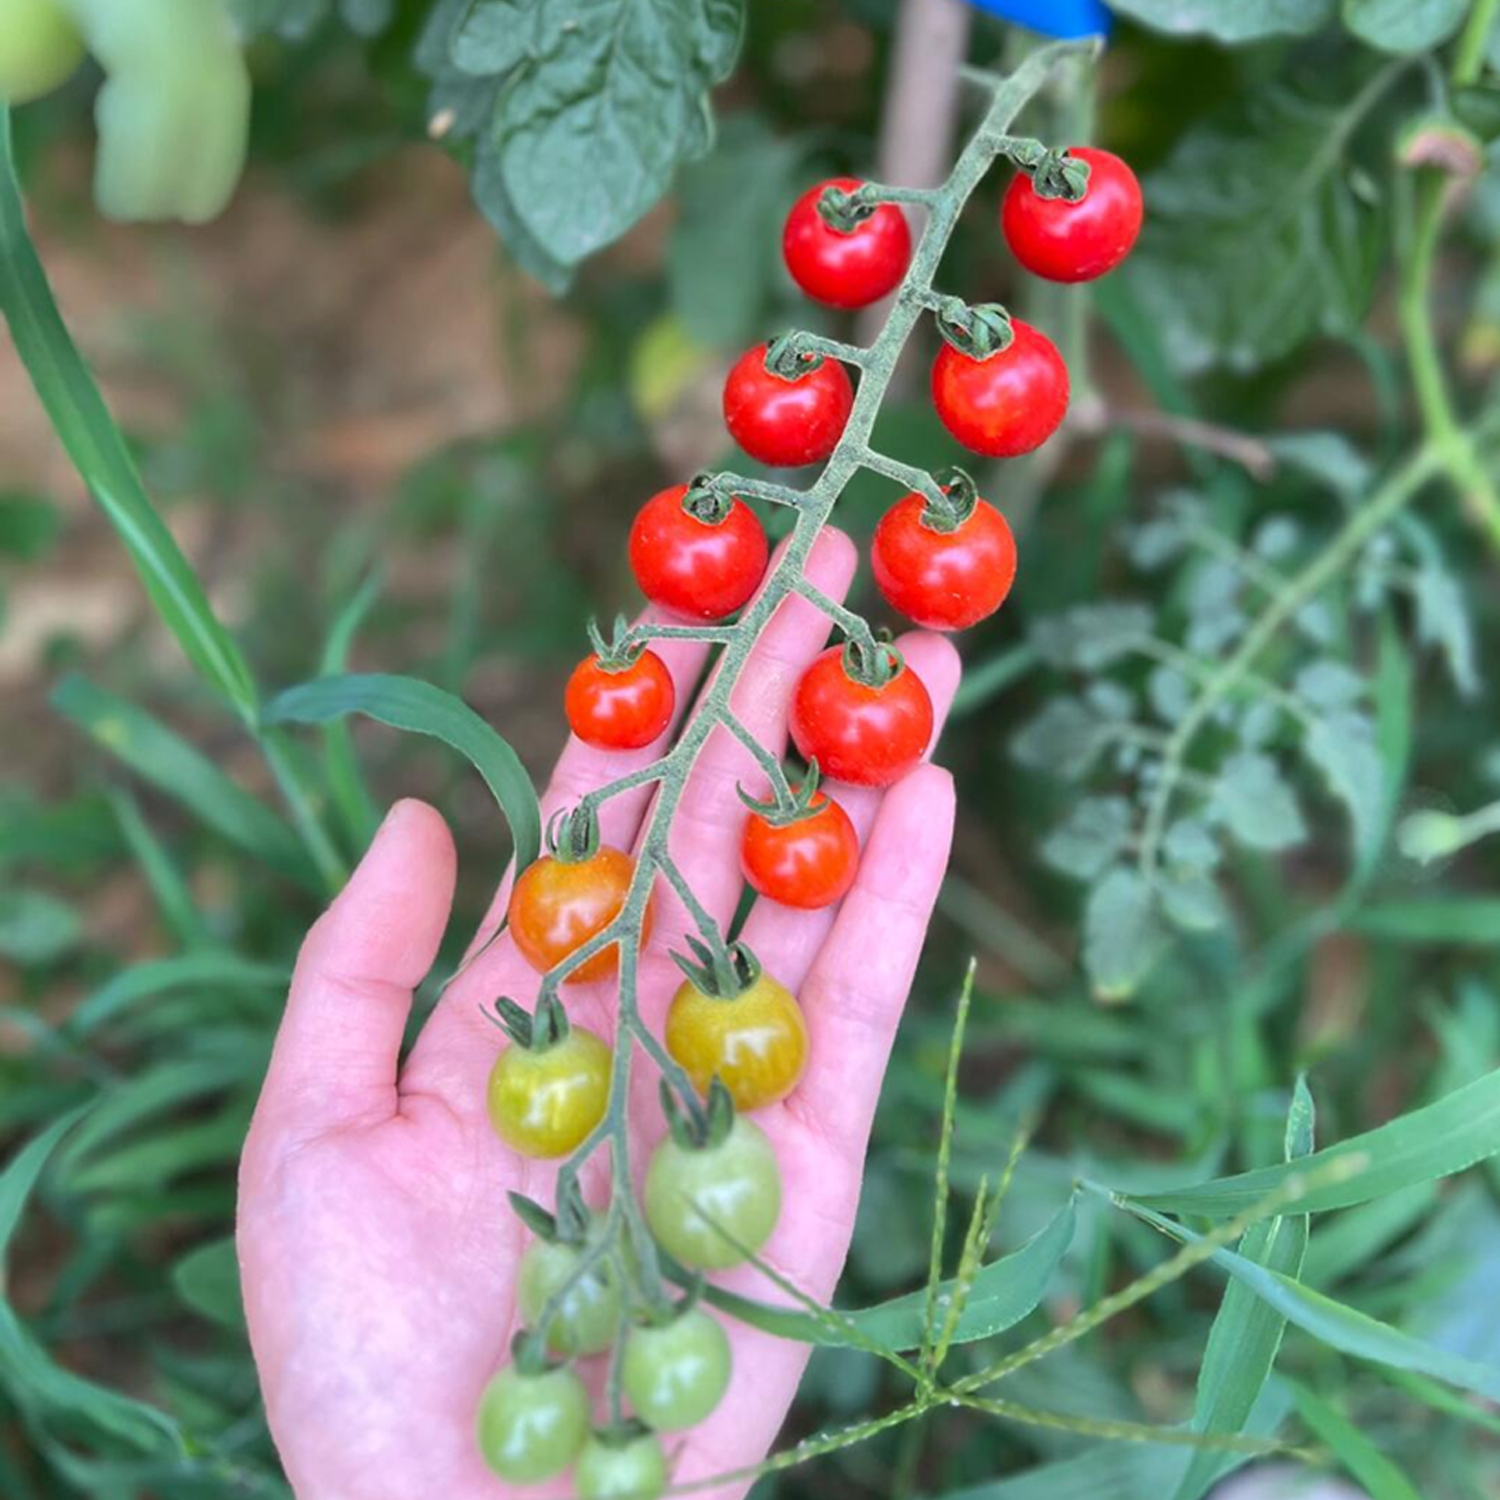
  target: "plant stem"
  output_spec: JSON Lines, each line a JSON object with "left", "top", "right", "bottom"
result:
{"left": 1453, "top": 0, "right": 1500, "bottom": 86}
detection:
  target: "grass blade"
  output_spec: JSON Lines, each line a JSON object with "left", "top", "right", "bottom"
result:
{"left": 0, "top": 111, "right": 257, "bottom": 721}
{"left": 1287, "top": 1380, "right": 1423, "bottom": 1500}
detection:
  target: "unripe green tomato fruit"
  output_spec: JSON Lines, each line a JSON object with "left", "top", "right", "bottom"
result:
{"left": 518, "top": 1226, "right": 622, "bottom": 1357}
{"left": 622, "top": 1306, "right": 731, "bottom": 1431}
{"left": 644, "top": 1115, "right": 781, "bottom": 1270}
{"left": 575, "top": 1429, "right": 668, "bottom": 1500}
{"left": 474, "top": 1363, "right": 590, "bottom": 1483}
{"left": 0, "top": 0, "right": 86, "bottom": 105}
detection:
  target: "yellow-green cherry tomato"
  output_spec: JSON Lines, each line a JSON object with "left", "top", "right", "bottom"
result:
{"left": 518, "top": 1225, "right": 622, "bottom": 1357}
{"left": 474, "top": 1363, "right": 590, "bottom": 1484}
{"left": 645, "top": 1114, "right": 781, "bottom": 1270}
{"left": 0, "top": 0, "right": 86, "bottom": 104}
{"left": 487, "top": 1022, "right": 611, "bottom": 1159}
{"left": 574, "top": 1428, "right": 668, "bottom": 1500}
{"left": 665, "top": 969, "right": 807, "bottom": 1112}
{"left": 622, "top": 1306, "right": 731, "bottom": 1431}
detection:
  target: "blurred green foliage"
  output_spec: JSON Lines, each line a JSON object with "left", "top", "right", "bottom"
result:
{"left": 4, "top": 1, "right": 1500, "bottom": 1498}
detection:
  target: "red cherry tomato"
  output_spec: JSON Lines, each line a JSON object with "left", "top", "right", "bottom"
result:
{"left": 872, "top": 489, "right": 1017, "bottom": 632}
{"left": 509, "top": 847, "right": 653, "bottom": 984}
{"left": 782, "top": 177, "right": 912, "bottom": 309}
{"left": 723, "top": 344, "right": 854, "bottom": 468}
{"left": 931, "top": 320, "right": 1068, "bottom": 458}
{"left": 789, "top": 647, "right": 934, "bottom": 788}
{"left": 741, "top": 791, "right": 859, "bottom": 909}
{"left": 565, "top": 649, "right": 674, "bottom": 750}
{"left": 629, "top": 484, "right": 769, "bottom": 621}
{"left": 1001, "top": 147, "right": 1142, "bottom": 284}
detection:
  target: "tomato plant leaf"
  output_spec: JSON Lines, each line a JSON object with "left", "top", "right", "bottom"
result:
{"left": 1213, "top": 752, "right": 1308, "bottom": 852}
{"left": 1083, "top": 866, "right": 1165, "bottom": 1002}
{"left": 262, "top": 673, "right": 542, "bottom": 874}
{"left": 1106, "top": 0, "right": 1335, "bottom": 42}
{"left": 1342, "top": 0, "right": 1467, "bottom": 53}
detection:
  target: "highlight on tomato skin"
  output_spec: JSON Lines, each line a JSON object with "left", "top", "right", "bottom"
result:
{"left": 629, "top": 483, "right": 769, "bottom": 621}
{"left": 1001, "top": 146, "right": 1143, "bottom": 283}
{"left": 782, "top": 176, "right": 912, "bottom": 309}
{"left": 872, "top": 491, "right": 1018, "bottom": 632}
{"left": 722, "top": 343, "right": 854, "bottom": 468}
{"left": 930, "top": 320, "right": 1069, "bottom": 459}
{"left": 789, "top": 646, "right": 935, "bottom": 789}
{"left": 486, "top": 1024, "right": 612, "bottom": 1159}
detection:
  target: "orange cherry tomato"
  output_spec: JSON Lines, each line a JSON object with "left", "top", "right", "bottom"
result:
{"left": 508, "top": 846, "right": 654, "bottom": 984}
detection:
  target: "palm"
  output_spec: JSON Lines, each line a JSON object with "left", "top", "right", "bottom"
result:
{"left": 238, "top": 532, "right": 960, "bottom": 1500}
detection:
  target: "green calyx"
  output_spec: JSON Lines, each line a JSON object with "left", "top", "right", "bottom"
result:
{"left": 816, "top": 181, "right": 879, "bottom": 234}
{"left": 1027, "top": 146, "right": 1091, "bottom": 203}
{"left": 508, "top": 1176, "right": 591, "bottom": 1245}
{"left": 490, "top": 991, "right": 573, "bottom": 1053}
{"left": 510, "top": 1326, "right": 556, "bottom": 1377}
{"left": 548, "top": 803, "right": 602, "bottom": 864}
{"left": 934, "top": 297, "right": 1014, "bottom": 361}
{"left": 586, "top": 614, "right": 646, "bottom": 673}
{"left": 671, "top": 935, "right": 761, "bottom": 1000}
{"left": 682, "top": 473, "right": 737, "bottom": 526}
{"left": 763, "top": 332, "right": 826, "bottom": 382}
{"left": 587, "top": 1419, "right": 654, "bottom": 1449}
{"left": 737, "top": 758, "right": 826, "bottom": 827}
{"left": 918, "top": 466, "right": 981, "bottom": 534}
{"left": 661, "top": 1076, "right": 736, "bottom": 1151}
{"left": 841, "top": 632, "right": 904, "bottom": 690}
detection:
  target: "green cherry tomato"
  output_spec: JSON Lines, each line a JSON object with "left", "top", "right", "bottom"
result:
{"left": 474, "top": 1363, "right": 590, "bottom": 1484}
{"left": 0, "top": 0, "right": 86, "bottom": 105}
{"left": 486, "top": 1026, "right": 612, "bottom": 1159}
{"left": 517, "top": 1225, "right": 622, "bottom": 1357}
{"left": 574, "top": 1429, "right": 668, "bottom": 1500}
{"left": 622, "top": 1307, "right": 732, "bottom": 1431}
{"left": 644, "top": 1115, "right": 781, "bottom": 1271}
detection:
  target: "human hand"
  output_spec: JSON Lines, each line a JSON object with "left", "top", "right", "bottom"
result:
{"left": 237, "top": 529, "right": 960, "bottom": 1500}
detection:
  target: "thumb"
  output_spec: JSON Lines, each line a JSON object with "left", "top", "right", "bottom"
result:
{"left": 253, "top": 799, "right": 457, "bottom": 1142}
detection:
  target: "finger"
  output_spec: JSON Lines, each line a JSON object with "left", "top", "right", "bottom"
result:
{"left": 779, "top": 761, "right": 957, "bottom": 1164}
{"left": 647, "top": 528, "right": 858, "bottom": 960}
{"left": 736, "top": 630, "right": 962, "bottom": 992}
{"left": 251, "top": 800, "right": 457, "bottom": 1142}
{"left": 462, "top": 612, "right": 714, "bottom": 962}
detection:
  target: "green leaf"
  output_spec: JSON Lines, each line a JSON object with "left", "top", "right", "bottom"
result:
{"left": 1118, "top": 74, "right": 1384, "bottom": 373}
{"left": 1106, "top": 0, "right": 1335, "bottom": 42}
{"left": 262, "top": 673, "right": 542, "bottom": 874}
{"left": 0, "top": 889, "right": 80, "bottom": 965}
{"left": 1169, "top": 1079, "right": 1313, "bottom": 1500}
{"left": 0, "top": 113, "right": 257, "bottom": 721}
{"left": 1350, "top": 898, "right": 1500, "bottom": 944}
{"left": 1302, "top": 1181, "right": 1438, "bottom": 1286}
{"left": 1288, "top": 1381, "right": 1422, "bottom": 1500}
{"left": 1029, "top": 603, "right": 1154, "bottom": 671}
{"left": 1342, "top": 0, "right": 1467, "bottom": 52}
{"left": 1213, "top": 752, "right": 1307, "bottom": 852}
{"left": 1084, "top": 867, "right": 1164, "bottom": 1002}
{"left": 68, "top": 953, "right": 288, "bottom": 1036}
{"left": 1127, "top": 1067, "right": 1500, "bottom": 1218}
{"left": 319, "top": 576, "right": 382, "bottom": 851}
{"left": 1040, "top": 797, "right": 1134, "bottom": 881}
{"left": 50, "top": 675, "right": 319, "bottom": 892}
{"left": 701, "top": 1197, "right": 1075, "bottom": 1352}
{"left": 172, "top": 1237, "right": 246, "bottom": 1332}
{"left": 1012, "top": 696, "right": 1126, "bottom": 781}
{"left": 457, "top": 0, "right": 745, "bottom": 268}
{"left": 1304, "top": 708, "right": 1384, "bottom": 859}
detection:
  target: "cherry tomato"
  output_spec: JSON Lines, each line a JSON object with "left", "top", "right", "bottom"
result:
{"left": 622, "top": 1306, "right": 732, "bottom": 1431}
{"left": 629, "top": 484, "right": 769, "bottom": 621}
{"left": 665, "top": 971, "right": 807, "bottom": 1112}
{"left": 565, "top": 649, "right": 674, "bottom": 751}
{"left": 931, "top": 319, "right": 1068, "bottom": 458}
{"left": 644, "top": 1115, "right": 781, "bottom": 1270}
{"left": 487, "top": 1026, "right": 611, "bottom": 1158}
{"left": 872, "top": 489, "right": 1017, "bottom": 631}
{"left": 0, "top": 0, "right": 85, "bottom": 105}
{"left": 789, "top": 647, "right": 935, "bottom": 788}
{"left": 1002, "top": 147, "right": 1143, "bottom": 283}
{"left": 518, "top": 1222, "right": 622, "bottom": 1356}
{"left": 508, "top": 846, "right": 654, "bottom": 984}
{"left": 475, "top": 1363, "right": 589, "bottom": 1483}
{"left": 575, "top": 1430, "right": 668, "bottom": 1500}
{"left": 782, "top": 177, "right": 912, "bottom": 309}
{"left": 723, "top": 344, "right": 853, "bottom": 468}
{"left": 741, "top": 793, "right": 859, "bottom": 909}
